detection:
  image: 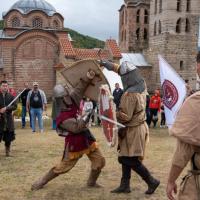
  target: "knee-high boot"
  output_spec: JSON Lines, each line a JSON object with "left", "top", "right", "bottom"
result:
{"left": 87, "top": 169, "right": 102, "bottom": 187}
{"left": 132, "top": 162, "right": 160, "bottom": 195}
{"left": 111, "top": 164, "right": 131, "bottom": 193}
{"left": 31, "top": 169, "right": 58, "bottom": 191}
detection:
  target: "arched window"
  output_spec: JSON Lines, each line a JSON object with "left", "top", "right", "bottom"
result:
{"left": 32, "top": 17, "right": 43, "bottom": 28}
{"left": 144, "top": 28, "right": 148, "bottom": 40}
{"left": 121, "top": 30, "right": 124, "bottom": 41}
{"left": 121, "top": 10, "right": 124, "bottom": 25}
{"left": 155, "top": 0, "right": 157, "bottom": 14}
{"left": 159, "top": 20, "right": 162, "bottom": 34}
{"left": 154, "top": 21, "right": 157, "bottom": 36}
{"left": 136, "top": 10, "right": 140, "bottom": 23}
{"left": 185, "top": 18, "right": 190, "bottom": 32}
{"left": 144, "top": 10, "right": 149, "bottom": 24}
{"left": 125, "top": 10, "right": 127, "bottom": 24}
{"left": 12, "top": 17, "right": 20, "bottom": 27}
{"left": 124, "top": 30, "right": 126, "bottom": 41}
{"left": 177, "top": 0, "right": 181, "bottom": 12}
{"left": 159, "top": 0, "right": 162, "bottom": 13}
{"left": 176, "top": 18, "right": 181, "bottom": 33}
{"left": 186, "top": 0, "right": 191, "bottom": 12}
{"left": 180, "top": 61, "right": 184, "bottom": 70}
{"left": 136, "top": 28, "right": 140, "bottom": 40}
{"left": 53, "top": 20, "right": 59, "bottom": 29}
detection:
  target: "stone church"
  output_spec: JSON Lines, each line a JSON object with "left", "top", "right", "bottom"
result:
{"left": 0, "top": 0, "right": 122, "bottom": 97}
{"left": 119, "top": 0, "right": 200, "bottom": 92}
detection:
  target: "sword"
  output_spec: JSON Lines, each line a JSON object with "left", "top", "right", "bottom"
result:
{"left": 7, "top": 88, "right": 26, "bottom": 107}
{"left": 98, "top": 114, "right": 125, "bottom": 128}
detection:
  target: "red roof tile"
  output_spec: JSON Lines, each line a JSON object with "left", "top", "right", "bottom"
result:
{"left": 74, "top": 48, "right": 111, "bottom": 60}
{"left": 54, "top": 62, "right": 65, "bottom": 70}
{"left": 58, "top": 34, "right": 76, "bottom": 58}
{"left": 105, "top": 39, "right": 122, "bottom": 58}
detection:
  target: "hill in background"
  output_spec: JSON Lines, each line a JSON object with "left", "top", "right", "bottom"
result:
{"left": 0, "top": 20, "right": 105, "bottom": 49}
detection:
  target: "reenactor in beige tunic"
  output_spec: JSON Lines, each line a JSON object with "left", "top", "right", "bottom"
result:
{"left": 100, "top": 60, "right": 160, "bottom": 194}
{"left": 166, "top": 52, "right": 200, "bottom": 200}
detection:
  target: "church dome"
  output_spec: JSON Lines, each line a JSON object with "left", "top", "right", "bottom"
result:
{"left": 124, "top": 0, "right": 138, "bottom": 4}
{"left": 4, "top": 0, "right": 57, "bottom": 16}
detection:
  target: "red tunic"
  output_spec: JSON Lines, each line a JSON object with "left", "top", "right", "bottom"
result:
{"left": 56, "top": 103, "right": 96, "bottom": 156}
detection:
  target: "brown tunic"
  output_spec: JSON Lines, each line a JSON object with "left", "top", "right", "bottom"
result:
{"left": 172, "top": 140, "right": 200, "bottom": 200}
{"left": 116, "top": 92, "right": 149, "bottom": 158}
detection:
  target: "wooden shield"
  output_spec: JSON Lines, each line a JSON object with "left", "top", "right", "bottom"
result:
{"left": 99, "top": 84, "right": 117, "bottom": 147}
{"left": 60, "top": 59, "right": 109, "bottom": 101}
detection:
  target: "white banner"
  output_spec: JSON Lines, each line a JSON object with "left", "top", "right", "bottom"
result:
{"left": 158, "top": 55, "right": 186, "bottom": 128}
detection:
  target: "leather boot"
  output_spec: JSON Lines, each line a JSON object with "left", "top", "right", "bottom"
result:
{"left": 31, "top": 169, "right": 58, "bottom": 191}
{"left": 144, "top": 175, "right": 160, "bottom": 195}
{"left": 5, "top": 146, "right": 10, "bottom": 157}
{"left": 131, "top": 158, "right": 160, "bottom": 195}
{"left": 111, "top": 178, "right": 131, "bottom": 193}
{"left": 87, "top": 169, "right": 102, "bottom": 187}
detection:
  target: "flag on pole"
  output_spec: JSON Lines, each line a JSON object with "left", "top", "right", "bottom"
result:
{"left": 158, "top": 55, "right": 186, "bottom": 128}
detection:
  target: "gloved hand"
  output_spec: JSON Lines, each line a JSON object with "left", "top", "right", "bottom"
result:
{"left": 87, "top": 69, "right": 96, "bottom": 79}
{"left": 98, "top": 60, "right": 114, "bottom": 71}
{"left": 82, "top": 109, "right": 94, "bottom": 124}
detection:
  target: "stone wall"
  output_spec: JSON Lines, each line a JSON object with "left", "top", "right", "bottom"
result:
{"left": 146, "top": 0, "right": 200, "bottom": 91}
{"left": 119, "top": 1, "right": 150, "bottom": 53}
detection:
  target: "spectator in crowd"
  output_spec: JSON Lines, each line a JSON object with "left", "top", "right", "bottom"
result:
{"left": 160, "top": 102, "right": 166, "bottom": 128}
{"left": 185, "top": 79, "right": 193, "bottom": 97}
{"left": 196, "top": 74, "right": 200, "bottom": 91}
{"left": 79, "top": 96, "right": 86, "bottom": 116}
{"left": 82, "top": 98, "right": 93, "bottom": 127}
{"left": 9, "top": 87, "right": 17, "bottom": 97}
{"left": 0, "top": 80, "right": 17, "bottom": 156}
{"left": 82, "top": 98, "right": 93, "bottom": 114}
{"left": 148, "top": 90, "right": 161, "bottom": 128}
{"left": 26, "top": 82, "right": 47, "bottom": 133}
{"left": 113, "top": 83, "right": 123, "bottom": 110}
{"left": 51, "top": 97, "right": 57, "bottom": 130}
{"left": 146, "top": 93, "right": 151, "bottom": 126}
{"left": 91, "top": 100, "right": 97, "bottom": 126}
{"left": 20, "top": 82, "right": 31, "bottom": 128}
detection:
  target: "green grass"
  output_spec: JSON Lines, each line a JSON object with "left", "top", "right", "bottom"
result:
{"left": 0, "top": 125, "right": 184, "bottom": 200}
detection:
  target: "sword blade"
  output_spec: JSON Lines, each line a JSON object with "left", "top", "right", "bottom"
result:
{"left": 7, "top": 88, "right": 26, "bottom": 107}
{"left": 99, "top": 115, "right": 125, "bottom": 128}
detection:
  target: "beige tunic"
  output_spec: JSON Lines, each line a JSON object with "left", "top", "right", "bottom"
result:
{"left": 172, "top": 140, "right": 200, "bottom": 200}
{"left": 169, "top": 91, "right": 200, "bottom": 146}
{"left": 116, "top": 92, "right": 149, "bottom": 157}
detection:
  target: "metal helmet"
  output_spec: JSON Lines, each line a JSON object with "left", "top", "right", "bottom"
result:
{"left": 53, "top": 84, "right": 68, "bottom": 98}
{"left": 119, "top": 61, "right": 137, "bottom": 75}
{"left": 119, "top": 61, "right": 145, "bottom": 93}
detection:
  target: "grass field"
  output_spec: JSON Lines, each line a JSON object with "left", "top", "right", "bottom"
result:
{"left": 0, "top": 123, "right": 181, "bottom": 200}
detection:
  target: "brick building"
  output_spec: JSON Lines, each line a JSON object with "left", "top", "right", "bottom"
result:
{"left": 119, "top": 0, "right": 200, "bottom": 92}
{"left": 0, "top": 0, "right": 122, "bottom": 97}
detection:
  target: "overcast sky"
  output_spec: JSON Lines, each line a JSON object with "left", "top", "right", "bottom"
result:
{"left": 0, "top": 0, "right": 124, "bottom": 41}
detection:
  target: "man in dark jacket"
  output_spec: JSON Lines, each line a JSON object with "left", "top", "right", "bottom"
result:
{"left": 20, "top": 82, "right": 31, "bottom": 128}
{"left": 0, "top": 80, "right": 17, "bottom": 156}
{"left": 113, "top": 83, "right": 123, "bottom": 110}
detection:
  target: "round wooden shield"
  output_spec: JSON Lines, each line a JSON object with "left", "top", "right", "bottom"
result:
{"left": 99, "top": 84, "right": 117, "bottom": 147}
{"left": 60, "top": 59, "right": 110, "bottom": 101}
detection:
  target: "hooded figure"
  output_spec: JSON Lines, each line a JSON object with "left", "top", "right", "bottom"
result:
{"left": 100, "top": 60, "right": 160, "bottom": 195}
{"left": 31, "top": 69, "right": 105, "bottom": 191}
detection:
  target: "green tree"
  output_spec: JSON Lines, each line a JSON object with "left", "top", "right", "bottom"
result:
{"left": 64, "top": 28, "right": 105, "bottom": 49}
